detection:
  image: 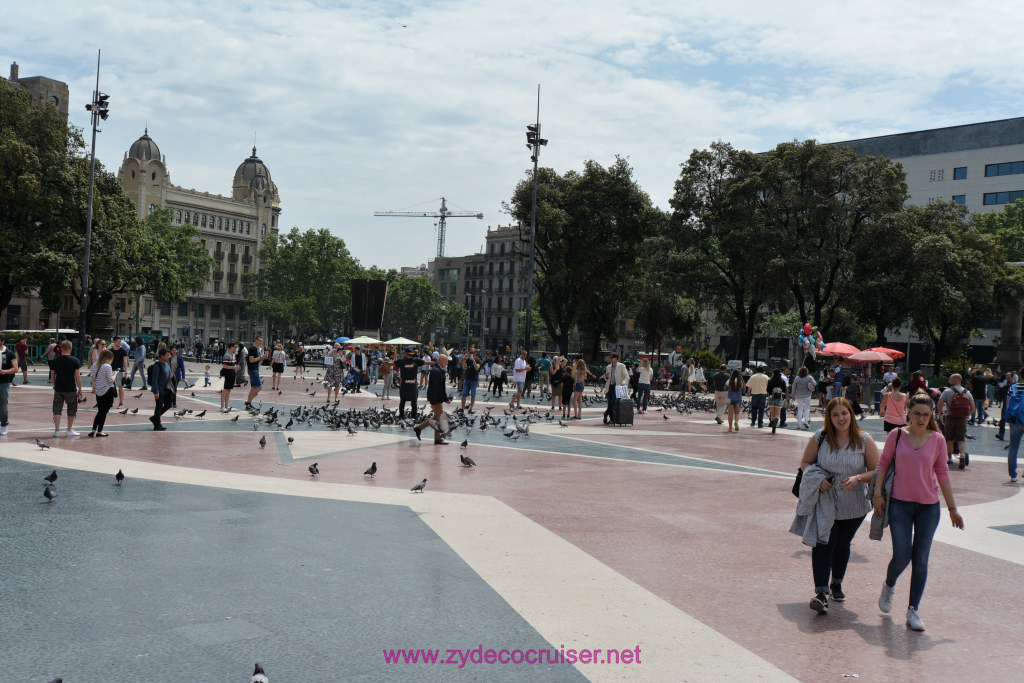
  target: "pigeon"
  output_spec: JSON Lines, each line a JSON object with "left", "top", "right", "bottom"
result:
{"left": 118, "top": 407, "right": 129, "bottom": 415}
{"left": 47, "top": 678, "right": 63, "bottom": 683}
{"left": 259, "top": 435, "right": 267, "bottom": 449}
{"left": 411, "top": 478, "right": 427, "bottom": 493}
{"left": 308, "top": 462, "right": 319, "bottom": 477}
{"left": 133, "top": 392, "right": 143, "bottom": 399}
{"left": 195, "top": 410, "right": 206, "bottom": 419}
{"left": 251, "top": 663, "right": 269, "bottom": 683}
{"left": 460, "top": 453, "right": 476, "bottom": 467}
{"left": 663, "top": 414, "right": 669, "bottom": 421}
{"left": 115, "top": 469, "right": 125, "bottom": 486}
{"left": 44, "top": 469, "right": 58, "bottom": 484}
{"left": 231, "top": 414, "right": 240, "bottom": 422}
{"left": 347, "top": 426, "right": 356, "bottom": 436}
{"left": 287, "top": 437, "right": 294, "bottom": 444}
{"left": 130, "top": 408, "right": 139, "bottom": 414}
{"left": 363, "top": 461, "right": 377, "bottom": 478}
{"left": 35, "top": 439, "right": 50, "bottom": 450}
{"left": 460, "top": 438, "right": 468, "bottom": 449}
{"left": 43, "top": 484, "right": 57, "bottom": 503}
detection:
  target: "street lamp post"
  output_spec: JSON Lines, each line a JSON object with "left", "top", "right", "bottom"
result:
{"left": 524, "top": 84, "right": 547, "bottom": 355}
{"left": 79, "top": 49, "right": 109, "bottom": 359}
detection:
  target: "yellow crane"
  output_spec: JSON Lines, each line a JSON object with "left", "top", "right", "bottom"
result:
{"left": 374, "top": 197, "right": 482, "bottom": 259}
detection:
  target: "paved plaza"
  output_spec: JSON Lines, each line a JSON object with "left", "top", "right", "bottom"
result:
{"left": 1, "top": 363, "right": 1022, "bottom": 681}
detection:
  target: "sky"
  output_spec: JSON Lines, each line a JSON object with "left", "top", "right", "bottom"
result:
{"left": 5, "top": 1, "right": 1024, "bottom": 271}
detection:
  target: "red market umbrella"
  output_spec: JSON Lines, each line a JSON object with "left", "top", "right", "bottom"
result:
{"left": 818, "top": 342, "right": 861, "bottom": 357}
{"left": 867, "top": 346, "right": 906, "bottom": 359}
{"left": 847, "top": 350, "right": 894, "bottom": 364}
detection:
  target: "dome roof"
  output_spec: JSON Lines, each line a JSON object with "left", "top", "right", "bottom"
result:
{"left": 234, "top": 146, "right": 275, "bottom": 191}
{"left": 128, "top": 129, "right": 161, "bottom": 162}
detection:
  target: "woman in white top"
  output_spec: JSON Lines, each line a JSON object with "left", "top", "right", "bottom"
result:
{"left": 89, "top": 349, "right": 116, "bottom": 437}
{"left": 88, "top": 339, "right": 106, "bottom": 399}
{"left": 491, "top": 359, "right": 505, "bottom": 398}
{"left": 636, "top": 359, "right": 654, "bottom": 413}
{"left": 692, "top": 362, "right": 707, "bottom": 392}
{"left": 271, "top": 343, "right": 287, "bottom": 390}
{"left": 324, "top": 345, "right": 345, "bottom": 402}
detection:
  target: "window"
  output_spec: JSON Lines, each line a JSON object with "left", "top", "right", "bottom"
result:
{"left": 185, "top": 211, "right": 190, "bottom": 222}
{"left": 176, "top": 209, "right": 182, "bottom": 223}
{"left": 271, "top": 214, "right": 276, "bottom": 227}
{"left": 246, "top": 224, "right": 251, "bottom": 235}
{"left": 214, "top": 282, "right": 220, "bottom": 293}
{"left": 201, "top": 214, "right": 207, "bottom": 228}
{"left": 225, "top": 306, "right": 234, "bottom": 319}
{"left": 952, "top": 195, "right": 966, "bottom": 205}
{"left": 228, "top": 283, "right": 234, "bottom": 294}
{"left": 450, "top": 283, "right": 457, "bottom": 296}
{"left": 261, "top": 223, "right": 267, "bottom": 236}
{"left": 440, "top": 283, "right": 447, "bottom": 295}
{"left": 232, "top": 220, "right": 237, "bottom": 230}
{"left": 218, "top": 217, "right": 223, "bottom": 229}
{"left": 144, "top": 300, "right": 152, "bottom": 315}
{"left": 5, "top": 304, "right": 20, "bottom": 328}
{"left": 928, "top": 169, "right": 944, "bottom": 182}
{"left": 983, "top": 190, "right": 1024, "bottom": 205}
{"left": 178, "top": 303, "right": 188, "bottom": 316}
{"left": 195, "top": 304, "right": 204, "bottom": 317}
{"left": 243, "top": 265, "right": 249, "bottom": 274}
{"left": 151, "top": 171, "right": 157, "bottom": 181}
{"left": 193, "top": 214, "right": 199, "bottom": 226}
{"left": 953, "top": 167, "right": 967, "bottom": 180}
{"left": 211, "top": 305, "right": 220, "bottom": 318}
{"left": 232, "top": 222, "right": 237, "bottom": 233}
{"left": 985, "top": 161, "right": 1024, "bottom": 177}
{"left": 160, "top": 302, "right": 171, "bottom": 316}
{"left": 229, "top": 263, "right": 236, "bottom": 273}
{"left": 201, "top": 239, "right": 206, "bottom": 249}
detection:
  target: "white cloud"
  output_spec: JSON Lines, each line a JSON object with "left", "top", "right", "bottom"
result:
{"left": 2, "top": 0, "right": 1021, "bottom": 269}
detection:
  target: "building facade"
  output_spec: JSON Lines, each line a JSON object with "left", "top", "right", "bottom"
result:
{"left": 115, "top": 132, "right": 281, "bottom": 343}
{"left": 2, "top": 62, "right": 69, "bottom": 120}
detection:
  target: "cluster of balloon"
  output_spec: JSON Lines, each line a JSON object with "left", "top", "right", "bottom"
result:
{"left": 797, "top": 323, "right": 825, "bottom": 370}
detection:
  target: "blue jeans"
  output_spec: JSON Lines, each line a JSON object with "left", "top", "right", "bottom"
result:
{"left": 885, "top": 498, "right": 940, "bottom": 609}
{"left": 1008, "top": 422, "right": 1024, "bottom": 479}
{"left": 0, "top": 381, "right": 10, "bottom": 426}
{"left": 970, "top": 398, "right": 986, "bottom": 424}
{"left": 369, "top": 364, "right": 379, "bottom": 383}
{"left": 130, "top": 360, "right": 148, "bottom": 389}
{"left": 637, "top": 383, "right": 651, "bottom": 411}
{"left": 749, "top": 394, "right": 766, "bottom": 427}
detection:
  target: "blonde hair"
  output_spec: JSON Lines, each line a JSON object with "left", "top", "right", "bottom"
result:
{"left": 641, "top": 358, "right": 650, "bottom": 369}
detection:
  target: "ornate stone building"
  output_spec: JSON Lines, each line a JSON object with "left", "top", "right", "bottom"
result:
{"left": 116, "top": 131, "right": 281, "bottom": 342}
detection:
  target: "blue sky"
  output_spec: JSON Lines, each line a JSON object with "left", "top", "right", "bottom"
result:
{"left": 4, "top": 1, "right": 1023, "bottom": 270}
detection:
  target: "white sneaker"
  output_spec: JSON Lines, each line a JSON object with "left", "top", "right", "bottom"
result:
{"left": 53, "top": 430, "right": 61, "bottom": 438}
{"left": 906, "top": 607, "right": 925, "bottom": 631}
{"left": 879, "top": 583, "right": 895, "bottom": 613}
{"left": 67, "top": 429, "right": 80, "bottom": 437}
{"left": 0, "top": 425, "right": 7, "bottom": 435}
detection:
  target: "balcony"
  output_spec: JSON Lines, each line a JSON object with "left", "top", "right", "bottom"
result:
{"left": 227, "top": 272, "right": 238, "bottom": 282}
{"left": 213, "top": 250, "right": 225, "bottom": 259}
{"left": 228, "top": 253, "right": 239, "bottom": 262}
{"left": 242, "top": 254, "right": 253, "bottom": 264}
{"left": 213, "top": 270, "right": 224, "bottom": 280}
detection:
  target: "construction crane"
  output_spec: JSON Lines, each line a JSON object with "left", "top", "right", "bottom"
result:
{"left": 374, "top": 197, "right": 483, "bottom": 259}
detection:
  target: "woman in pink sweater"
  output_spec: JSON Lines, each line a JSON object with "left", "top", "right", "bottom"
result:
{"left": 873, "top": 390, "right": 964, "bottom": 631}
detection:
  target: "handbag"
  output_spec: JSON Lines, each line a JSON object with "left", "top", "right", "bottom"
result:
{"left": 615, "top": 384, "right": 629, "bottom": 399}
{"left": 792, "top": 430, "right": 827, "bottom": 497}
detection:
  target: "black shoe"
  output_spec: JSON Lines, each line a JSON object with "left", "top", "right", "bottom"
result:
{"left": 995, "top": 434, "right": 1005, "bottom": 441}
{"left": 434, "top": 440, "right": 449, "bottom": 446}
{"left": 414, "top": 426, "right": 422, "bottom": 441}
{"left": 715, "top": 416, "right": 723, "bottom": 425}
{"left": 964, "top": 452, "right": 970, "bottom": 467}
{"left": 959, "top": 453, "right": 966, "bottom": 470}
{"left": 830, "top": 582, "right": 846, "bottom": 602}
{"left": 810, "top": 592, "right": 829, "bottom": 614}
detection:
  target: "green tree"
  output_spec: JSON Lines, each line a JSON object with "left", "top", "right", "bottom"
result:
{"left": 440, "top": 301, "right": 468, "bottom": 342}
{"left": 380, "top": 273, "right": 444, "bottom": 340}
{"left": 751, "top": 139, "right": 908, "bottom": 335}
{"left": 628, "top": 284, "right": 703, "bottom": 353}
{"left": 246, "top": 228, "right": 362, "bottom": 338}
{"left": 506, "top": 156, "right": 663, "bottom": 358}
{"left": 904, "top": 202, "right": 1007, "bottom": 363}
{"left": 0, "top": 79, "right": 84, "bottom": 316}
{"left": 664, "top": 141, "right": 780, "bottom": 364}
{"left": 978, "top": 198, "right": 1024, "bottom": 261}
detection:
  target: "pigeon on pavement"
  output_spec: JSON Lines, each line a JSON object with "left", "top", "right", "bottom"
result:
{"left": 363, "top": 461, "right": 377, "bottom": 478}
{"left": 287, "top": 437, "right": 294, "bottom": 444}
{"left": 251, "top": 663, "right": 269, "bottom": 683}
{"left": 43, "top": 485, "right": 57, "bottom": 503}
{"left": 308, "top": 462, "right": 319, "bottom": 477}
{"left": 231, "top": 414, "right": 240, "bottom": 422}
{"left": 460, "top": 453, "right": 476, "bottom": 467}
{"left": 195, "top": 410, "right": 206, "bottom": 419}
{"left": 44, "top": 470, "right": 58, "bottom": 484}
{"left": 460, "top": 438, "right": 468, "bottom": 449}
{"left": 259, "top": 435, "right": 267, "bottom": 449}
{"left": 36, "top": 439, "right": 50, "bottom": 450}
{"left": 411, "top": 478, "right": 427, "bottom": 493}
{"left": 115, "top": 469, "right": 125, "bottom": 486}
{"left": 118, "top": 408, "right": 129, "bottom": 415}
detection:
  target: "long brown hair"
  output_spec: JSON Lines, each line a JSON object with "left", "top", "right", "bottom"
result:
{"left": 728, "top": 369, "right": 744, "bottom": 392}
{"left": 907, "top": 390, "right": 940, "bottom": 432}
{"left": 823, "top": 397, "right": 864, "bottom": 451}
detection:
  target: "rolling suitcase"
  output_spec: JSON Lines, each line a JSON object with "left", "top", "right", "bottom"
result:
{"left": 614, "top": 398, "right": 634, "bottom": 426}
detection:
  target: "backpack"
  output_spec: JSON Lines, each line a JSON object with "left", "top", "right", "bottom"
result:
{"left": 949, "top": 387, "right": 972, "bottom": 418}
{"left": 147, "top": 363, "right": 157, "bottom": 387}
{"left": 1007, "top": 384, "right": 1024, "bottom": 424}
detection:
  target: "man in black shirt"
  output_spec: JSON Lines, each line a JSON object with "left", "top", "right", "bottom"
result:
{"left": 50, "top": 340, "right": 83, "bottom": 437}
{"left": 460, "top": 352, "right": 481, "bottom": 413}
{"left": 968, "top": 369, "right": 989, "bottom": 425}
{"left": 0, "top": 333, "right": 18, "bottom": 435}
{"left": 245, "top": 337, "right": 267, "bottom": 408}
{"left": 712, "top": 364, "right": 730, "bottom": 425}
{"left": 110, "top": 336, "right": 129, "bottom": 408}
{"left": 415, "top": 354, "right": 452, "bottom": 444}
{"left": 394, "top": 348, "right": 425, "bottom": 419}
